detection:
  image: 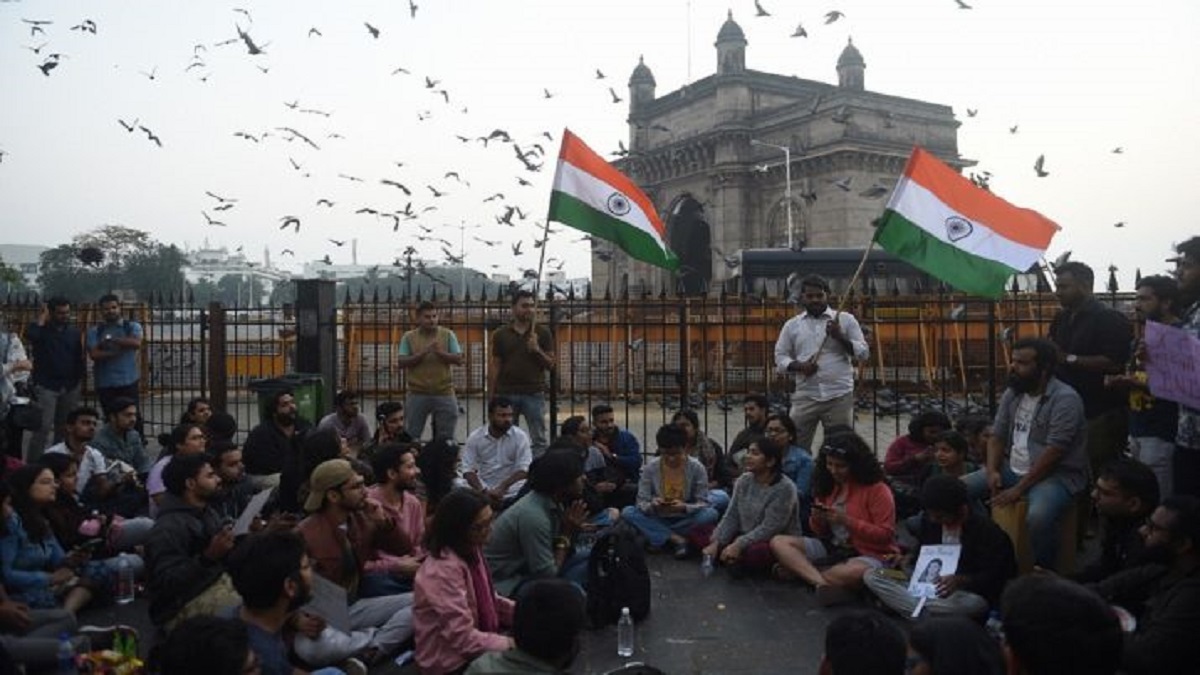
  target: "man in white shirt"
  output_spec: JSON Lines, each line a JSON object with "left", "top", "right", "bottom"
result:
{"left": 44, "top": 406, "right": 109, "bottom": 497}
{"left": 774, "top": 275, "right": 870, "bottom": 450}
{"left": 461, "top": 397, "right": 533, "bottom": 509}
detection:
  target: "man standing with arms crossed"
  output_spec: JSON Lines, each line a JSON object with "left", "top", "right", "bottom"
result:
{"left": 489, "top": 290, "right": 555, "bottom": 457}
{"left": 86, "top": 294, "right": 144, "bottom": 429}
{"left": 774, "top": 275, "right": 869, "bottom": 450}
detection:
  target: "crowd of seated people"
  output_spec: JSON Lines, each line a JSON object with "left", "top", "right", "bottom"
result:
{"left": 0, "top": 371, "right": 1196, "bottom": 675}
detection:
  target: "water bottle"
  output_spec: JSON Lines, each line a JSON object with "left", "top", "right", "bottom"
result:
{"left": 701, "top": 554, "right": 715, "bottom": 578}
{"left": 115, "top": 554, "right": 135, "bottom": 604}
{"left": 617, "top": 607, "right": 634, "bottom": 657}
{"left": 985, "top": 610, "right": 1004, "bottom": 644}
{"left": 56, "top": 632, "right": 76, "bottom": 674}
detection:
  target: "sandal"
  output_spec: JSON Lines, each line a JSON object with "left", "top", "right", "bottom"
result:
{"left": 771, "top": 563, "right": 798, "bottom": 582}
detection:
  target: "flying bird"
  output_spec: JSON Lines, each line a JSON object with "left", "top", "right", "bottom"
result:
{"left": 201, "top": 211, "right": 226, "bottom": 227}
{"left": 37, "top": 58, "right": 59, "bottom": 76}
{"left": 233, "top": 7, "right": 252, "bottom": 22}
{"left": 23, "top": 43, "right": 48, "bottom": 54}
{"left": 364, "top": 22, "right": 380, "bottom": 38}
{"left": 236, "top": 25, "right": 267, "bottom": 55}
{"left": 21, "top": 19, "right": 52, "bottom": 37}
{"left": 595, "top": 68, "right": 606, "bottom": 79}
{"left": 1009, "top": 125, "right": 1019, "bottom": 134}
{"left": 824, "top": 10, "right": 845, "bottom": 24}
{"left": 427, "top": 185, "right": 445, "bottom": 198}
{"left": 205, "top": 190, "right": 237, "bottom": 203}
{"left": 1113, "top": 222, "right": 1125, "bottom": 228}
{"left": 408, "top": 0, "right": 418, "bottom": 18}
{"left": 281, "top": 249, "right": 295, "bottom": 256}
{"left": 966, "top": 108, "right": 978, "bottom": 117}
{"left": 954, "top": 0, "right": 972, "bottom": 8}
{"left": 213, "top": 203, "right": 234, "bottom": 212}
{"left": 392, "top": 66, "right": 410, "bottom": 75}
{"left": 338, "top": 173, "right": 364, "bottom": 183}
{"left": 754, "top": 0, "right": 770, "bottom": 17}
{"left": 424, "top": 76, "right": 440, "bottom": 89}
{"left": 791, "top": 23, "right": 807, "bottom": 38}
{"left": 308, "top": 27, "right": 322, "bottom": 37}
{"left": 831, "top": 176, "right": 853, "bottom": 191}
{"left": 1033, "top": 154, "right": 1049, "bottom": 177}
{"left": 328, "top": 239, "right": 346, "bottom": 247}
{"left": 139, "top": 125, "right": 162, "bottom": 147}
{"left": 70, "top": 19, "right": 97, "bottom": 34}
{"left": 316, "top": 199, "right": 334, "bottom": 207}
{"left": 512, "top": 241, "right": 524, "bottom": 256}
{"left": 859, "top": 183, "right": 890, "bottom": 199}
{"left": 1111, "top": 147, "right": 1124, "bottom": 154}
{"left": 279, "top": 215, "right": 301, "bottom": 232}
{"left": 117, "top": 118, "right": 139, "bottom": 133}
{"left": 608, "top": 87, "right": 623, "bottom": 104}
{"left": 543, "top": 88, "right": 554, "bottom": 99}
{"left": 380, "top": 179, "right": 411, "bottom": 194}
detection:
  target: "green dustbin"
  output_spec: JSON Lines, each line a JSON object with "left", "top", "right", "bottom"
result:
{"left": 248, "top": 373, "right": 324, "bottom": 425}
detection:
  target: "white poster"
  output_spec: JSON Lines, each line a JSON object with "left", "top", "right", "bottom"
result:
{"left": 908, "top": 544, "right": 962, "bottom": 599}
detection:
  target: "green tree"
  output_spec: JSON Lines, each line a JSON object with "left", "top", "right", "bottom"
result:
{"left": 216, "top": 274, "right": 266, "bottom": 306}
{"left": 0, "top": 256, "right": 28, "bottom": 296}
{"left": 38, "top": 226, "right": 187, "bottom": 303}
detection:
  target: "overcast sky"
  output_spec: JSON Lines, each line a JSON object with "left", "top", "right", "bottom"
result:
{"left": 1, "top": 0, "right": 1197, "bottom": 288}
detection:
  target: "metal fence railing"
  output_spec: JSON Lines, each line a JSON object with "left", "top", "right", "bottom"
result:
{"left": 3, "top": 284, "right": 1135, "bottom": 454}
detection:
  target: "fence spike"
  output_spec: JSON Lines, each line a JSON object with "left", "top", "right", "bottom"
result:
{"left": 1107, "top": 266, "right": 1119, "bottom": 295}
{"left": 1134, "top": 268, "right": 1142, "bottom": 286}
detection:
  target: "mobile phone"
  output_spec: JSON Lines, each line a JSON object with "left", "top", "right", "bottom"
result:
{"left": 73, "top": 538, "right": 104, "bottom": 553}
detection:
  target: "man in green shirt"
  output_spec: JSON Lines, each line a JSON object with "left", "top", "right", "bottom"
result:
{"left": 489, "top": 290, "right": 555, "bottom": 456}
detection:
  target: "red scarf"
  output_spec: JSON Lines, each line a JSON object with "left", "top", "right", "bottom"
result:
{"left": 467, "top": 547, "right": 500, "bottom": 633}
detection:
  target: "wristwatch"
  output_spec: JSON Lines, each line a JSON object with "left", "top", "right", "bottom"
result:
{"left": 1066, "top": 354, "right": 1078, "bottom": 365}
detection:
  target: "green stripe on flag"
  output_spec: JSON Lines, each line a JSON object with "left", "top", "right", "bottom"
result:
{"left": 548, "top": 191, "right": 678, "bottom": 270}
{"left": 875, "top": 210, "right": 1017, "bottom": 297}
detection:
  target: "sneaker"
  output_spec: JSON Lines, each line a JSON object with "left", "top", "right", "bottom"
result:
{"left": 76, "top": 624, "right": 139, "bottom": 653}
{"left": 340, "top": 657, "right": 367, "bottom": 675}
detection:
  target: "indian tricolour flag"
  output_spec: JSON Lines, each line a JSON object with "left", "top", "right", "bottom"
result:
{"left": 548, "top": 129, "right": 678, "bottom": 270}
{"left": 876, "top": 147, "right": 1060, "bottom": 298}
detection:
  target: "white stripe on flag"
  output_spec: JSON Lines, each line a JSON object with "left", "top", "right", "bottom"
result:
{"left": 889, "top": 178, "right": 1045, "bottom": 270}
{"left": 553, "top": 162, "right": 665, "bottom": 245}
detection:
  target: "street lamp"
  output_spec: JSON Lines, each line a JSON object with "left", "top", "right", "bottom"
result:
{"left": 750, "top": 139, "right": 793, "bottom": 250}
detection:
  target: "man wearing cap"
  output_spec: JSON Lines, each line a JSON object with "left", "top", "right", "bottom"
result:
{"left": 1168, "top": 237, "right": 1200, "bottom": 497}
{"left": 294, "top": 459, "right": 416, "bottom": 667}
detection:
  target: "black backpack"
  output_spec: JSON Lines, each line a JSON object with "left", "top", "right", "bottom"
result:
{"left": 586, "top": 520, "right": 651, "bottom": 626}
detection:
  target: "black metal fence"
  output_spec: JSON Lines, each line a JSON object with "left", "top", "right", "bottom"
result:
{"left": 2, "top": 283, "right": 1135, "bottom": 454}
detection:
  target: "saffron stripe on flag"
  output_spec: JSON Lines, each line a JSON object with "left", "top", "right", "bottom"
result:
{"left": 557, "top": 129, "right": 666, "bottom": 242}
{"left": 900, "top": 147, "right": 1059, "bottom": 249}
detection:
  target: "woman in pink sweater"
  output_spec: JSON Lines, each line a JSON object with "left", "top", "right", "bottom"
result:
{"left": 414, "top": 488, "right": 514, "bottom": 674}
{"left": 770, "top": 430, "right": 898, "bottom": 606}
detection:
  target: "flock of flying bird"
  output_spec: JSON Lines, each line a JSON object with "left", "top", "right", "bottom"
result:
{"left": 4, "top": 1, "right": 1135, "bottom": 284}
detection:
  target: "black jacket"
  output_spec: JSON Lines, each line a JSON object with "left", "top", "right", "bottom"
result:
{"left": 1091, "top": 561, "right": 1200, "bottom": 675}
{"left": 143, "top": 493, "right": 227, "bottom": 626}
{"left": 915, "top": 511, "right": 1018, "bottom": 607}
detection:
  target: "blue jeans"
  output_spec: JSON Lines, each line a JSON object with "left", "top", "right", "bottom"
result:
{"left": 404, "top": 393, "right": 458, "bottom": 441}
{"left": 358, "top": 572, "right": 413, "bottom": 598}
{"left": 504, "top": 393, "right": 547, "bottom": 456}
{"left": 708, "top": 489, "right": 731, "bottom": 515}
{"left": 962, "top": 465, "right": 1075, "bottom": 570}
{"left": 620, "top": 505, "right": 720, "bottom": 548}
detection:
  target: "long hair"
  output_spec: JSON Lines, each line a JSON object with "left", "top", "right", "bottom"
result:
{"left": 416, "top": 438, "right": 460, "bottom": 510}
{"left": 425, "top": 488, "right": 490, "bottom": 563}
{"left": 157, "top": 423, "right": 203, "bottom": 458}
{"left": 8, "top": 464, "right": 54, "bottom": 543}
{"left": 811, "top": 430, "right": 884, "bottom": 498}
{"left": 751, "top": 435, "right": 785, "bottom": 484}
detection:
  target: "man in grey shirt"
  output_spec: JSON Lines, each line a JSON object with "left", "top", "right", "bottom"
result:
{"left": 962, "top": 337, "right": 1089, "bottom": 570}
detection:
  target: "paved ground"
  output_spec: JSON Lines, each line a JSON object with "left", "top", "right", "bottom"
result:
{"left": 82, "top": 552, "right": 853, "bottom": 675}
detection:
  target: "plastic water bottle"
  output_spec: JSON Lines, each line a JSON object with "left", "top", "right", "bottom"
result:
{"left": 985, "top": 610, "right": 1004, "bottom": 644}
{"left": 701, "top": 554, "right": 715, "bottom": 578}
{"left": 617, "top": 607, "right": 634, "bottom": 657}
{"left": 115, "top": 554, "right": 135, "bottom": 605}
{"left": 56, "top": 633, "right": 76, "bottom": 674}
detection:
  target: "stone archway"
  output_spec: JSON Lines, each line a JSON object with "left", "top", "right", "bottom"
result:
{"left": 665, "top": 194, "right": 712, "bottom": 296}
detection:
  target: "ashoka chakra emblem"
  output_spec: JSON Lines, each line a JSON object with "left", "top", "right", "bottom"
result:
{"left": 944, "top": 216, "right": 974, "bottom": 242}
{"left": 606, "top": 193, "right": 632, "bottom": 216}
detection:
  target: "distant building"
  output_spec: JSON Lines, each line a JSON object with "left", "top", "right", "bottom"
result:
{"left": 0, "top": 243, "right": 49, "bottom": 291}
{"left": 183, "top": 244, "right": 290, "bottom": 302}
{"left": 598, "top": 11, "right": 967, "bottom": 295}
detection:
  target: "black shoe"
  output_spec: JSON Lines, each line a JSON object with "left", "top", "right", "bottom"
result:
{"left": 672, "top": 541, "right": 690, "bottom": 560}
